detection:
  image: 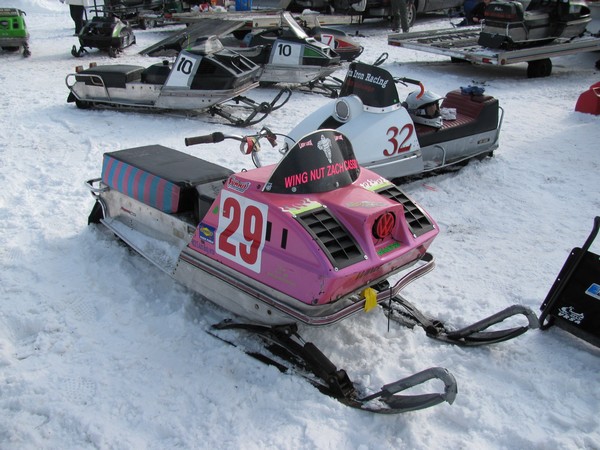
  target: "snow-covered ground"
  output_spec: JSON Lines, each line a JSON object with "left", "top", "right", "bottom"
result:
{"left": 1, "top": 1, "right": 599, "bottom": 448}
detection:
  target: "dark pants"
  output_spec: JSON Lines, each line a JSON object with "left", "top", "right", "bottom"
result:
{"left": 70, "top": 4, "right": 85, "bottom": 35}
{"left": 390, "top": 0, "right": 409, "bottom": 32}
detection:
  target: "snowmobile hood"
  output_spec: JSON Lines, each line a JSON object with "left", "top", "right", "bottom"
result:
{"left": 0, "top": 8, "right": 28, "bottom": 39}
{"left": 189, "top": 130, "right": 438, "bottom": 306}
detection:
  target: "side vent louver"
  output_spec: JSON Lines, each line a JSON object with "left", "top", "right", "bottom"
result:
{"left": 296, "top": 207, "right": 365, "bottom": 270}
{"left": 376, "top": 185, "right": 434, "bottom": 237}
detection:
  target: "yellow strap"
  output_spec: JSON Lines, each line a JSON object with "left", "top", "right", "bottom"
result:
{"left": 363, "top": 287, "right": 378, "bottom": 313}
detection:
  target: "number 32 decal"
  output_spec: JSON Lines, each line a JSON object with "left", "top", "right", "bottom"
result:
{"left": 383, "top": 124, "right": 414, "bottom": 157}
{"left": 216, "top": 190, "right": 268, "bottom": 273}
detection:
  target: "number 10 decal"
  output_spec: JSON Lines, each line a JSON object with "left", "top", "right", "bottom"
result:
{"left": 216, "top": 190, "right": 268, "bottom": 273}
{"left": 271, "top": 41, "right": 302, "bottom": 65}
{"left": 165, "top": 53, "right": 200, "bottom": 88}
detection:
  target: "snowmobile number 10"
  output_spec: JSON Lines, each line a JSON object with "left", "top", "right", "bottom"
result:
{"left": 66, "top": 36, "right": 291, "bottom": 126}
{"left": 86, "top": 128, "right": 538, "bottom": 414}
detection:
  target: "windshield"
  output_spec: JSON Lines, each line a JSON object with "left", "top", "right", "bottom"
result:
{"left": 339, "top": 62, "right": 400, "bottom": 109}
{"left": 281, "top": 11, "right": 309, "bottom": 40}
{"left": 264, "top": 130, "right": 360, "bottom": 194}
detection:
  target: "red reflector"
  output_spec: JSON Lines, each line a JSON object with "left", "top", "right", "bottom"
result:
{"left": 373, "top": 212, "right": 396, "bottom": 239}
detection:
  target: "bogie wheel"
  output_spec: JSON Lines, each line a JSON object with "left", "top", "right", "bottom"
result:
{"left": 527, "top": 58, "right": 552, "bottom": 78}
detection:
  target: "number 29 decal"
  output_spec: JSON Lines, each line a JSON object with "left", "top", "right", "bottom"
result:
{"left": 216, "top": 190, "right": 268, "bottom": 273}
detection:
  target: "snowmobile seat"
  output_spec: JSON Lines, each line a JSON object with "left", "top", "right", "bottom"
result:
{"left": 485, "top": 1, "right": 525, "bottom": 22}
{"left": 141, "top": 61, "right": 171, "bottom": 85}
{"left": 77, "top": 65, "right": 144, "bottom": 88}
{"left": 101, "top": 145, "right": 233, "bottom": 214}
{"left": 414, "top": 90, "right": 499, "bottom": 147}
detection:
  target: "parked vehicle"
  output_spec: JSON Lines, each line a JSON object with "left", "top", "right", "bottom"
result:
{"left": 72, "top": 7, "right": 136, "bottom": 57}
{"left": 86, "top": 126, "right": 537, "bottom": 414}
{"left": 288, "top": 0, "right": 464, "bottom": 29}
{"left": 0, "top": 8, "right": 30, "bottom": 57}
{"left": 478, "top": 0, "right": 592, "bottom": 50}
{"left": 66, "top": 36, "right": 290, "bottom": 126}
{"left": 282, "top": 55, "right": 503, "bottom": 182}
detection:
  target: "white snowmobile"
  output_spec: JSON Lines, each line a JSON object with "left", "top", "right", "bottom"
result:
{"left": 281, "top": 54, "right": 504, "bottom": 182}
{"left": 230, "top": 12, "right": 342, "bottom": 94}
{"left": 139, "top": 12, "right": 342, "bottom": 96}
{"left": 66, "top": 36, "right": 291, "bottom": 126}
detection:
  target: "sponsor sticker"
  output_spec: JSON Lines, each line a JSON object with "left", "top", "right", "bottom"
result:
{"left": 585, "top": 283, "right": 600, "bottom": 300}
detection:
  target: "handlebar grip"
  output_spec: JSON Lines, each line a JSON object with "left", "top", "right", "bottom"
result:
{"left": 185, "top": 132, "right": 225, "bottom": 146}
{"left": 399, "top": 77, "right": 421, "bottom": 86}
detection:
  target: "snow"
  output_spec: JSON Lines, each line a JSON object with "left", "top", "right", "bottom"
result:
{"left": 1, "top": 1, "right": 600, "bottom": 448}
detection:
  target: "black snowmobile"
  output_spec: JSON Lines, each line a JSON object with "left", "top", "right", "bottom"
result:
{"left": 72, "top": 2, "right": 136, "bottom": 58}
{"left": 66, "top": 36, "right": 291, "bottom": 126}
{"left": 478, "top": 0, "right": 592, "bottom": 50}
{"left": 105, "top": 0, "right": 187, "bottom": 29}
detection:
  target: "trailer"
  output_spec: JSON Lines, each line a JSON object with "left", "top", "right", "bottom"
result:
{"left": 388, "top": 26, "right": 600, "bottom": 78}
{"left": 168, "top": 9, "right": 358, "bottom": 36}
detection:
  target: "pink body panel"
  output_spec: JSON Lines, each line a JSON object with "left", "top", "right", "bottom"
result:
{"left": 188, "top": 164, "right": 438, "bottom": 306}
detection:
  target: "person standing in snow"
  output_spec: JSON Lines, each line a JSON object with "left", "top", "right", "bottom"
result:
{"left": 61, "top": 0, "right": 86, "bottom": 35}
{"left": 390, "top": 0, "right": 410, "bottom": 32}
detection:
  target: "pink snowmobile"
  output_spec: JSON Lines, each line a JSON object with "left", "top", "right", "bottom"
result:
{"left": 86, "top": 128, "right": 538, "bottom": 413}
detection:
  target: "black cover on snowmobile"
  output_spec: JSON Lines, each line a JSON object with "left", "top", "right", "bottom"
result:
{"left": 539, "top": 217, "right": 600, "bottom": 347}
{"left": 339, "top": 62, "right": 400, "bottom": 109}
{"left": 76, "top": 65, "right": 144, "bottom": 88}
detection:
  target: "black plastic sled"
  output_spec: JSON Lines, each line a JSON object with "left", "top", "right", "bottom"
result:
{"left": 539, "top": 217, "right": 600, "bottom": 347}
{"left": 72, "top": 9, "right": 135, "bottom": 58}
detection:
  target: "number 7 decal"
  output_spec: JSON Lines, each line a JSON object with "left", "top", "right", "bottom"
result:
{"left": 216, "top": 190, "right": 268, "bottom": 273}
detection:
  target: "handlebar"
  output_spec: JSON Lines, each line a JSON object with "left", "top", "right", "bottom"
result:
{"left": 185, "top": 132, "right": 225, "bottom": 146}
{"left": 396, "top": 77, "right": 425, "bottom": 99}
{"left": 184, "top": 127, "right": 287, "bottom": 168}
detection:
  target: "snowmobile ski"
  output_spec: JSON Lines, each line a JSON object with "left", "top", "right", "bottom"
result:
{"left": 384, "top": 295, "right": 539, "bottom": 346}
{"left": 208, "top": 88, "right": 292, "bottom": 127}
{"left": 210, "top": 321, "right": 457, "bottom": 414}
